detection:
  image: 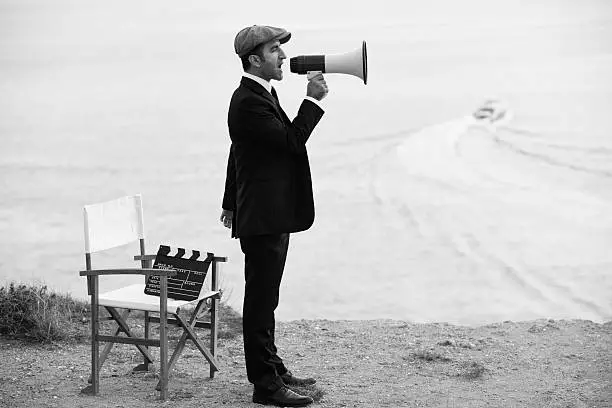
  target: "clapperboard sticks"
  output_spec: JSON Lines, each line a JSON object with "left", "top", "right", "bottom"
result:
{"left": 145, "top": 245, "right": 214, "bottom": 301}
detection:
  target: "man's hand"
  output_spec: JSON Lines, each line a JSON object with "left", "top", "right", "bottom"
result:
{"left": 220, "top": 209, "right": 233, "bottom": 229}
{"left": 307, "top": 73, "right": 328, "bottom": 101}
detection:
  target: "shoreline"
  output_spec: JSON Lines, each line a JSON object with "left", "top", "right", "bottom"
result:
{"left": 1, "top": 317, "right": 610, "bottom": 407}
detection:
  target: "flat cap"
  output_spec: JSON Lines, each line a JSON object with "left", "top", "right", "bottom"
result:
{"left": 234, "top": 25, "right": 291, "bottom": 57}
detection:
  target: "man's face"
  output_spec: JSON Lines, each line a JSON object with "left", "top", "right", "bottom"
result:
{"left": 257, "top": 39, "right": 286, "bottom": 81}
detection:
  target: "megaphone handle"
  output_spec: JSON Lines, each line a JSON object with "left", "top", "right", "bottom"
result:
{"left": 307, "top": 71, "right": 323, "bottom": 80}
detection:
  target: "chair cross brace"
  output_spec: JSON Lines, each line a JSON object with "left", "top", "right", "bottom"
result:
{"left": 155, "top": 296, "right": 220, "bottom": 390}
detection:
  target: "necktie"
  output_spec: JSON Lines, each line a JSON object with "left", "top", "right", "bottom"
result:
{"left": 270, "top": 87, "right": 289, "bottom": 123}
{"left": 271, "top": 87, "right": 280, "bottom": 105}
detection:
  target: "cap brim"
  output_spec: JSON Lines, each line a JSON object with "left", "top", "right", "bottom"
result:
{"left": 278, "top": 32, "right": 291, "bottom": 44}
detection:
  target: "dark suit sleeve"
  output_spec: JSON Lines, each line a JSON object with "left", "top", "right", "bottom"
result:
{"left": 222, "top": 146, "right": 236, "bottom": 211}
{"left": 235, "top": 97, "right": 324, "bottom": 153}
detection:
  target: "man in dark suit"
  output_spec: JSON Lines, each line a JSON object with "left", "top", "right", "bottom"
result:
{"left": 220, "top": 25, "right": 328, "bottom": 407}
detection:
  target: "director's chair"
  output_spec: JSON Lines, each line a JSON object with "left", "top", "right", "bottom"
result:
{"left": 79, "top": 195, "right": 227, "bottom": 400}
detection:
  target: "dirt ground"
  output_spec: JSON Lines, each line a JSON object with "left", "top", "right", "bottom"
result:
{"left": 0, "top": 318, "right": 610, "bottom": 408}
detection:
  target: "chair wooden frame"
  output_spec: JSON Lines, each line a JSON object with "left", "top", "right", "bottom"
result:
{"left": 79, "top": 196, "right": 227, "bottom": 400}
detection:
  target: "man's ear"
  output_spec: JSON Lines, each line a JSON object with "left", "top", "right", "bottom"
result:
{"left": 248, "top": 54, "right": 261, "bottom": 68}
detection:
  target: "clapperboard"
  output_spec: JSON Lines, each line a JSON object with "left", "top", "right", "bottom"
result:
{"left": 144, "top": 245, "right": 213, "bottom": 301}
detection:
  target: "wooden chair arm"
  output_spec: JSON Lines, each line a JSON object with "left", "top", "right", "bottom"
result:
{"left": 80, "top": 268, "right": 177, "bottom": 277}
{"left": 134, "top": 254, "right": 228, "bottom": 263}
{"left": 134, "top": 255, "right": 156, "bottom": 262}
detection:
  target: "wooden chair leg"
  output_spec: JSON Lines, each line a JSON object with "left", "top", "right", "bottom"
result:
{"left": 140, "top": 245, "right": 152, "bottom": 372}
{"left": 159, "top": 276, "right": 169, "bottom": 400}
{"left": 210, "top": 296, "right": 219, "bottom": 378}
{"left": 82, "top": 275, "right": 99, "bottom": 395}
{"left": 156, "top": 324, "right": 188, "bottom": 392}
{"left": 210, "top": 259, "right": 221, "bottom": 378}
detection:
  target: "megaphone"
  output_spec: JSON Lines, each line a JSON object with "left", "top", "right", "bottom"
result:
{"left": 289, "top": 41, "right": 368, "bottom": 84}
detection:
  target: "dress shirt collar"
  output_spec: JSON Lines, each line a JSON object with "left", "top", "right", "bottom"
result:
{"left": 243, "top": 72, "right": 272, "bottom": 94}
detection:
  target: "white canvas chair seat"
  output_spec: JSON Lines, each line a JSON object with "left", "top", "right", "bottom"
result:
{"left": 99, "top": 284, "right": 220, "bottom": 314}
{"left": 80, "top": 195, "right": 227, "bottom": 401}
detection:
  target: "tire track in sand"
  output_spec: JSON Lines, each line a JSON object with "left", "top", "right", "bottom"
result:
{"left": 366, "top": 112, "right": 608, "bottom": 319}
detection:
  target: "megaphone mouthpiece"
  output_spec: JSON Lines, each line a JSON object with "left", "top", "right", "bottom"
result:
{"left": 289, "top": 55, "right": 326, "bottom": 75}
{"left": 289, "top": 41, "right": 368, "bottom": 84}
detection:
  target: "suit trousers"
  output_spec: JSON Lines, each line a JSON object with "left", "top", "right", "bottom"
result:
{"left": 240, "top": 233, "right": 290, "bottom": 392}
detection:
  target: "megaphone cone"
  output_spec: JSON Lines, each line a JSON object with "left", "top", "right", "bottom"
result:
{"left": 325, "top": 41, "right": 368, "bottom": 84}
{"left": 289, "top": 41, "right": 368, "bottom": 84}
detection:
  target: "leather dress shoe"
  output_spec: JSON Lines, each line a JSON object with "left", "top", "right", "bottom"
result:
{"left": 252, "top": 386, "right": 314, "bottom": 407}
{"left": 281, "top": 371, "right": 317, "bottom": 386}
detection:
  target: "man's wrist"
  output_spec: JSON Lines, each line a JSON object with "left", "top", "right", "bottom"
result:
{"left": 304, "top": 96, "right": 324, "bottom": 111}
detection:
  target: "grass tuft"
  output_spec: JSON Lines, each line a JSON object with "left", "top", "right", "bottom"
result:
{"left": 0, "top": 283, "right": 89, "bottom": 343}
{"left": 411, "top": 349, "right": 452, "bottom": 362}
{"left": 217, "top": 301, "right": 242, "bottom": 340}
{"left": 460, "top": 361, "right": 486, "bottom": 379}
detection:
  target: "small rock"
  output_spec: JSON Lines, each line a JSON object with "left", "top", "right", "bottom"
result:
{"left": 460, "top": 342, "right": 476, "bottom": 349}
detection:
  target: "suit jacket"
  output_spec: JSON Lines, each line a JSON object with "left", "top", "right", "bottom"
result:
{"left": 222, "top": 77, "right": 325, "bottom": 238}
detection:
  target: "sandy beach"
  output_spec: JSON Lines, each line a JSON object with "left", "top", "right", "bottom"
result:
{"left": 1, "top": 318, "right": 610, "bottom": 407}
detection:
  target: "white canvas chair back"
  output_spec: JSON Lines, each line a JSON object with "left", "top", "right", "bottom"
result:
{"left": 84, "top": 195, "right": 144, "bottom": 254}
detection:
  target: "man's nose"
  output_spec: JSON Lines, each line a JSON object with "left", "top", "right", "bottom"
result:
{"left": 279, "top": 48, "right": 286, "bottom": 59}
